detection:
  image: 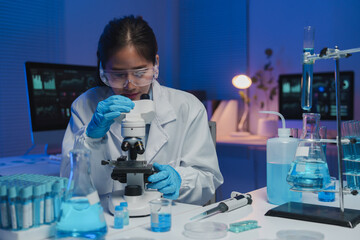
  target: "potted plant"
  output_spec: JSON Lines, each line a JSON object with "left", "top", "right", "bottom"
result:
{"left": 251, "top": 48, "right": 278, "bottom": 137}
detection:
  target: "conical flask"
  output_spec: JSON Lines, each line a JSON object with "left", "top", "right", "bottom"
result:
{"left": 56, "top": 149, "right": 107, "bottom": 239}
{"left": 287, "top": 113, "right": 331, "bottom": 191}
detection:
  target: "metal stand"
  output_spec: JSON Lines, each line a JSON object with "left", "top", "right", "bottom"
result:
{"left": 266, "top": 46, "right": 360, "bottom": 228}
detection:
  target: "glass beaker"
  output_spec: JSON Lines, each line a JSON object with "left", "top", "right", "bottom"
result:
{"left": 287, "top": 113, "right": 331, "bottom": 191}
{"left": 149, "top": 198, "right": 172, "bottom": 232}
{"left": 56, "top": 149, "right": 107, "bottom": 239}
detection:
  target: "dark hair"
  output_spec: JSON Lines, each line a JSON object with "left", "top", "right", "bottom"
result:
{"left": 97, "top": 15, "right": 158, "bottom": 67}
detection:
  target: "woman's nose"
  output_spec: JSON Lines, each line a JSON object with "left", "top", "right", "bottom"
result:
{"left": 123, "top": 79, "right": 136, "bottom": 89}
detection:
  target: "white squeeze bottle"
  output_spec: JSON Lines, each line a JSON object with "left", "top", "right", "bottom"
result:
{"left": 260, "top": 111, "right": 302, "bottom": 205}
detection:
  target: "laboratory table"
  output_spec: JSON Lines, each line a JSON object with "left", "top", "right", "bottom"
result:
{"left": 104, "top": 187, "right": 360, "bottom": 240}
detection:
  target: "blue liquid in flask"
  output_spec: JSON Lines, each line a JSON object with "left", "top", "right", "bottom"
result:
{"left": 151, "top": 213, "right": 171, "bottom": 232}
{"left": 56, "top": 198, "right": 107, "bottom": 239}
{"left": 287, "top": 158, "right": 331, "bottom": 190}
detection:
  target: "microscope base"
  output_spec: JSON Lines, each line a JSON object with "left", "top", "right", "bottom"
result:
{"left": 265, "top": 202, "right": 360, "bottom": 228}
{"left": 108, "top": 189, "right": 161, "bottom": 217}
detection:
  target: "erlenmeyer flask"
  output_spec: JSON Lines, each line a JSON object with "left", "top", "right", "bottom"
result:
{"left": 287, "top": 113, "right": 331, "bottom": 190}
{"left": 56, "top": 149, "right": 107, "bottom": 239}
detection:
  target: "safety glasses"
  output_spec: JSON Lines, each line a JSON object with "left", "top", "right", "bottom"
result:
{"left": 100, "top": 67, "right": 156, "bottom": 88}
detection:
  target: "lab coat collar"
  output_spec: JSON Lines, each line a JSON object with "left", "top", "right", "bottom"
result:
{"left": 152, "top": 80, "right": 177, "bottom": 125}
{"left": 145, "top": 80, "right": 176, "bottom": 162}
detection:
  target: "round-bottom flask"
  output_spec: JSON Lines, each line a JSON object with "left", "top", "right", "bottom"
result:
{"left": 287, "top": 113, "right": 331, "bottom": 191}
{"left": 56, "top": 149, "right": 107, "bottom": 239}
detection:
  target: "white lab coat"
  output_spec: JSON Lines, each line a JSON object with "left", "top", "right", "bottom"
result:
{"left": 61, "top": 80, "right": 223, "bottom": 205}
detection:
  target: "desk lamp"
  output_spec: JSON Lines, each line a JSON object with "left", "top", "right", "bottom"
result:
{"left": 231, "top": 74, "right": 252, "bottom": 137}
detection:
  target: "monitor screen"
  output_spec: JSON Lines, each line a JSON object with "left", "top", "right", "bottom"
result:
{"left": 25, "top": 62, "right": 98, "bottom": 147}
{"left": 278, "top": 71, "right": 354, "bottom": 120}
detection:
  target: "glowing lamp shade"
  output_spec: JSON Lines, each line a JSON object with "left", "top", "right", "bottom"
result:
{"left": 232, "top": 74, "right": 252, "bottom": 89}
{"left": 231, "top": 74, "right": 252, "bottom": 137}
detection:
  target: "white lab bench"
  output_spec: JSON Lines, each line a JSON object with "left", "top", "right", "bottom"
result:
{"left": 0, "top": 154, "right": 61, "bottom": 176}
{"left": 104, "top": 187, "right": 360, "bottom": 240}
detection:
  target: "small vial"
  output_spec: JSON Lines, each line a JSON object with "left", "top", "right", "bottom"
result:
{"left": 39, "top": 185, "right": 45, "bottom": 225}
{"left": 20, "top": 186, "right": 33, "bottom": 229}
{"left": 318, "top": 177, "right": 336, "bottom": 202}
{"left": 0, "top": 185, "right": 9, "bottom": 229}
{"left": 120, "top": 202, "right": 129, "bottom": 226}
{"left": 114, "top": 205, "right": 124, "bottom": 229}
{"left": 52, "top": 181, "right": 62, "bottom": 221}
{"left": 8, "top": 186, "right": 18, "bottom": 230}
{"left": 44, "top": 182, "right": 54, "bottom": 224}
{"left": 33, "top": 185, "right": 42, "bottom": 227}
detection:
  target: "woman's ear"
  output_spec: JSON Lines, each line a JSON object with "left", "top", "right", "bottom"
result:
{"left": 154, "top": 55, "right": 160, "bottom": 79}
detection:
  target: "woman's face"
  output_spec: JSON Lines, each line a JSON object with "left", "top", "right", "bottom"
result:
{"left": 104, "top": 45, "right": 158, "bottom": 100}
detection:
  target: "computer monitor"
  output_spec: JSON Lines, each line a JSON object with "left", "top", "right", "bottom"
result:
{"left": 25, "top": 62, "right": 98, "bottom": 152}
{"left": 278, "top": 71, "right": 354, "bottom": 120}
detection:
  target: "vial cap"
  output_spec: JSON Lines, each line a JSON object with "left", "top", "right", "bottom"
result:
{"left": 120, "top": 202, "right": 128, "bottom": 207}
{"left": 115, "top": 205, "right": 123, "bottom": 211}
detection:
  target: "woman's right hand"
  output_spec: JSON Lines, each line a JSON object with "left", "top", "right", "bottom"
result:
{"left": 86, "top": 95, "right": 135, "bottom": 138}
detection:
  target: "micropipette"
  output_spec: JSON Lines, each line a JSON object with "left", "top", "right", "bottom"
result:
{"left": 190, "top": 193, "right": 252, "bottom": 221}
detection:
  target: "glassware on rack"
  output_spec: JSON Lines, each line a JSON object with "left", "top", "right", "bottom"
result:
{"left": 56, "top": 149, "right": 107, "bottom": 239}
{"left": 342, "top": 120, "right": 360, "bottom": 190}
{"left": 287, "top": 113, "right": 331, "bottom": 191}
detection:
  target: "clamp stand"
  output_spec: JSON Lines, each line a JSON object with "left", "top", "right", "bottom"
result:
{"left": 266, "top": 46, "right": 360, "bottom": 228}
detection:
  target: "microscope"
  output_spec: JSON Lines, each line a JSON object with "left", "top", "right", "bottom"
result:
{"left": 102, "top": 94, "right": 161, "bottom": 217}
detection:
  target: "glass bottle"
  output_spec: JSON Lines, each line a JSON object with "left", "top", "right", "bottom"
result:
{"left": 287, "top": 113, "right": 331, "bottom": 191}
{"left": 56, "top": 149, "right": 107, "bottom": 239}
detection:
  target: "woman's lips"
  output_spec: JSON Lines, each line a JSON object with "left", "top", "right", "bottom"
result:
{"left": 123, "top": 93, "right": 138, "bottom": 99}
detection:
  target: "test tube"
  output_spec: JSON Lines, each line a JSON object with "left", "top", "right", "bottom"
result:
{"left": 301, "top": 26, "right": 315, "bottom": 110}
{"left": 319, "top": 126, "right": 327, "bottom": 156}
{"left": 33, "top": 184, "right": 42, "bottom": 227}
{"left": 0, "top": 184, "right": 9, "bottom": 229}
{"left": 8, "top": 186, "right": 18, "bottom": 230}
{"left": 52, "top": 181, "right": 62, "bottom": 221}
{"left": 39, "top": 184, "right": 45, "bottom": 225}
{"left": 20, "top": 185, "right": 33, "bottom": 229}
{"left": 44, "top": 182, "right": 54, "bottom": 224}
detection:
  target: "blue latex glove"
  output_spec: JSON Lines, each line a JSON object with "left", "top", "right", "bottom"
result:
{"left": 86, "top": 95, "right": 134, "bottom": 138}
{"left": 147, "top": 163, "right": 182, "bottom": 200}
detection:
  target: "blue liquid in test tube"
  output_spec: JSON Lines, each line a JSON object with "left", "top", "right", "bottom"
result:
{"left": 301, "top": 48, "right": 314, "bottom": 111}
{"left": 301, "top": 26, "right": 315, "bottom": 111}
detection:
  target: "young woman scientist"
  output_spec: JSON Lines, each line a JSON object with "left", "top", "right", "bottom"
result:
{"left": 61, "top": 15, "right": 223, "bottom": 205}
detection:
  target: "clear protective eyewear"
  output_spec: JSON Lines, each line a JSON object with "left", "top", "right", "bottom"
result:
{"left": 100, "top": 66, "right": 156, "bottom": 88}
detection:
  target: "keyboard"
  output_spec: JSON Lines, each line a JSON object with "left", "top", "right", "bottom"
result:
{"left": 0, "top": 154, "right": 61, "bottom": 176}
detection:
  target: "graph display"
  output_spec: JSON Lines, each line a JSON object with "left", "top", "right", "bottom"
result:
{"left": 26, "top": 62, "right": 98, "bottom": 131}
